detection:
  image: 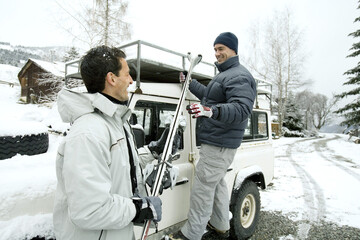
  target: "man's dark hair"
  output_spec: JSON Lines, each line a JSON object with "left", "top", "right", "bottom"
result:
{"left": 80, "top": 45, "right": 126, "bottom": 93}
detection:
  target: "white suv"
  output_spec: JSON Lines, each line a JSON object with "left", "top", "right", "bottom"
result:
{"left": 65, "top": 40, "right": 274, "bottom": 240}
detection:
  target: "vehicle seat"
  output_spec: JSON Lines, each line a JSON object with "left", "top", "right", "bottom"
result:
{"left": 130, "top": 114, "right": 145, "bottom": 148}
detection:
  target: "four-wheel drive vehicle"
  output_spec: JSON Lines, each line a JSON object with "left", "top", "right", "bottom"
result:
{"left": 65, "top": 40, "right": 274, "bottom": 240}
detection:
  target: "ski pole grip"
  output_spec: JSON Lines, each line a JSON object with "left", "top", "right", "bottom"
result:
{"left": 195, "top": 54, "right": 202, "bottom": 65}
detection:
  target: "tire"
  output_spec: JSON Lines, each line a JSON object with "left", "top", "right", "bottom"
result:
{"left": 30, "top": 237, "right": 55, "bottom": 240}
{"left": 0, "top": 132, "right": 49, "bottom": 160}
{"left": 230, "top": 180, "right": 260, "bottom": 240}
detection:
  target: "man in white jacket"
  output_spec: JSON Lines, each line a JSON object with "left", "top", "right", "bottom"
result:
{"left": 53, "top": 46, "right": 162, "bottom": 240}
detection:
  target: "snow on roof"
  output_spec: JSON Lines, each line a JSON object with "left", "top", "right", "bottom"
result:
{"left": 29, "top": 58, "right": 65, "bottom": 78}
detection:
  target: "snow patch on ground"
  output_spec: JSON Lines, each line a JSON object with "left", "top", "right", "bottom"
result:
{"left": 261, "top": 134, "right": 360, "bottom": 228}
{"left": 0, "top": 214, "right": 54, "bottom": 240}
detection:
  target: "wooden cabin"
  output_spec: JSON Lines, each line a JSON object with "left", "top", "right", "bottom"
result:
{"left": 17, "top": 59, "right": 65, "bottom": 103}
{"left": 271, "top": 122, "right": 280, "bottom": 137}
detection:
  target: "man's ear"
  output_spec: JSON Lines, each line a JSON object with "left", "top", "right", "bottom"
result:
{"left": 105, "top": 72, "right": 116, "bottom": 86}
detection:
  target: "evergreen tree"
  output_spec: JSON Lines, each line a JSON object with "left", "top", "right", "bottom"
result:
{"left": 335, "top": 1, "right": 360, "bottom": 127}
{"left": 63, "top": 47, "right": 80, "bottom": 62}
{"left": 283, "top": 91, "right": 304, "bottom": 131}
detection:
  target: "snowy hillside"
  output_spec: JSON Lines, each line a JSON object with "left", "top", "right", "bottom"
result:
{"left": 0, "top": 42, "right": 69, "bottom": 67}
{"left": 0, "top": 64, "right": 20, "bottom": 85}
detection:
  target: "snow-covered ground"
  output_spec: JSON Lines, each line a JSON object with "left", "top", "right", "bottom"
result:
{"left": 261, "top": 134, "right": 360, "bottom": 230}
{"left": 0, "top": 83, "right": 66, "bottom": 240}
{"left": 0, "top": 64, "right": 20, "bottom": 85}
{"left": 0, "top": 79, "right": 359, "bottom": 239}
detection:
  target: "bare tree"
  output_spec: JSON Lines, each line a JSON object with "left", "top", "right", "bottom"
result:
{"left": 310, "top": 93, "right": 339, "bottom": 130}
{"left": 55, "top": 0, "right": 131, "bottom": 48}
{"left": 244, "top": 8, "right": 307, "bottom": 135}
{"left": 296, "top": 90, "right": 339, "bottom": 130}
{"left": 91, "top": 0, "right": 131, "bottom": 46}
{"left": 243, "top": 20, "right": 270, "bottom": 80}
{"left": 295, "top": 90, "right": 314, "bottom": 130}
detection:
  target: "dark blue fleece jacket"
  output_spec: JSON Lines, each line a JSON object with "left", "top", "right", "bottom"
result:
{"left": 189, "top": 55, "right": 256, "bottom": 148}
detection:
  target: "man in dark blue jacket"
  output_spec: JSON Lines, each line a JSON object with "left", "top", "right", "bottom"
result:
{"left": 170, "top": 32, "right": 256, "bottom": 240}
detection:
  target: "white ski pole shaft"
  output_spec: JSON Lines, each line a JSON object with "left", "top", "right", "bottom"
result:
{"left": 140, "top": 54, "right": 202, "bottom": 240}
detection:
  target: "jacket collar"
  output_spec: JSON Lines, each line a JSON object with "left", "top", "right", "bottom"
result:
{"left": 58, "top": 88, "right": 131, "bottom": 123}
{"left": 97, "top": 93, "right": 132, "bottom": 123}
{"left": 215, "top": 55, "right": 240, "bottom": 73}
{"left": 100, "top": 92, "right": 128, "bottom": 106}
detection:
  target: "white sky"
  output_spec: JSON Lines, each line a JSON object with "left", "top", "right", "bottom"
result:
{"left": 0, "top": 0, "right": 359, "bottom": 101}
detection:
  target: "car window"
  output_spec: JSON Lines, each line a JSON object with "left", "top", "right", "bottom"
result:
{"left": 196, "top": 111, "right": 268, "bottom": 143}
{"left": 132, "top": 100, "right": 183, "bottom": 149}
{"left": 243, "top": 111, "right": 269, "bottom": 141}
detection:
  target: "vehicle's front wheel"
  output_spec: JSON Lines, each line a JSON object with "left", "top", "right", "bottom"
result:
{"left": 230, "top": 180, "right": 260, "bottom": 240}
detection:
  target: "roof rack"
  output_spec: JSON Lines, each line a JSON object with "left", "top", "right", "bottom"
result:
{"left": 64, "top": 40, "right": 216, "bottom": 93}
{"left": 64, "top": 40, "right": 272, "bottom": 109}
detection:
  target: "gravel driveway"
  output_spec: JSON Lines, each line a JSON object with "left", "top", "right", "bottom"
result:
{"left": 250, "top": 211, "right": 360, "bottom": 240}
{"left": 203, "top": 210, "right": 360, "bottom": 239}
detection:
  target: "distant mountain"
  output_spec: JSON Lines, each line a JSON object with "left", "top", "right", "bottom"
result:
{"left": 320, "top": 124, "right": 346, "bottom": 134}
{"left": 0, "top": 42, "right": 69, "bottom": 68}
{"left": 319, "top": 116, "right": 348, "bottom": 134}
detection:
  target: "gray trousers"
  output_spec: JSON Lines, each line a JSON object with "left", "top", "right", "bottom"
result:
{"left": 182, "top": 144, "right": 237, "bottom": 240}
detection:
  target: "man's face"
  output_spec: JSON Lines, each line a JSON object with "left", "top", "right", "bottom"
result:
{"left": 113, "top": 58, "right": 133, "bottom": 101}
{"left": 214, "top": 44, "right": 236, "bottom": 64}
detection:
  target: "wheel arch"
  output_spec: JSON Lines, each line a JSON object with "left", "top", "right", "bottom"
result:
{"left": 232, "top": 165, "right": 266, "bottom": 192}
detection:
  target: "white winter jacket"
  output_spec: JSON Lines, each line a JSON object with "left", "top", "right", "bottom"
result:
{"left": 53, "top": 88, "right": 154, "bottom": 240}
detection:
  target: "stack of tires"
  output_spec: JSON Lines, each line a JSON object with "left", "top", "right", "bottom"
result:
{"left": 0, "top": 132, "right": 49, "bottom": 160}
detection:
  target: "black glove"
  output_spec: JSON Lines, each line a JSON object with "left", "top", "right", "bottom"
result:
{"left": 132, "top": 196, "right": 162, "bottom": 224}
{"left": 144, "top": 160, "right": 179, "bottom": 195}
{"left": 148, "top": 128, "right": 182, "bottom": 156}
{"left": 148, "top": 128, "right": 169, "bottom": 156}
